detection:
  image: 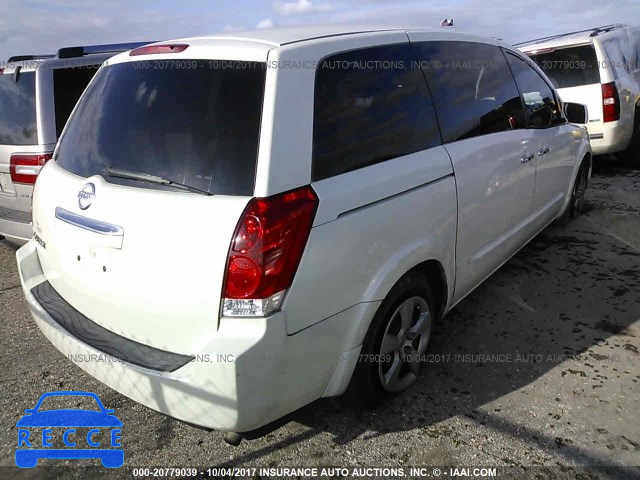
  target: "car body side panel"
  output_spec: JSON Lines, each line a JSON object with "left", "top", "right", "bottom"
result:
{"left": 284, "top": 146, "right": 457, "bottom": 335}
{"left": 555, "top": 129, "right": 592, "bottom": 218}
{"left": 446, "top": 130, "right": 536, "bottom": 305}
{"left": 528, "top": 123, "right": 582, "bottom": 230}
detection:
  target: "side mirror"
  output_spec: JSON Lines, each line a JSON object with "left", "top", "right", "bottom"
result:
{"left": 564, "top": 102, "right": 588, "bottom": 124}
{"left": 530, "top": 105, "right": 554, "bottom": 128}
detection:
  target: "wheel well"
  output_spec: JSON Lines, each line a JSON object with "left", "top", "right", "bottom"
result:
{"left": 409, "top": 260, "right": 448, "bottom": 319}
{"left": 583, "top": 152, "right": 592, "bottom": 176}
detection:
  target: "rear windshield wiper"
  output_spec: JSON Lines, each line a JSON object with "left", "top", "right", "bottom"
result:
{"left": 101, "top": 167, "right": 212, "bottom": 196}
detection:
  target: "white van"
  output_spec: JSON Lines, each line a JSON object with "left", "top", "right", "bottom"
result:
{"left": 518, "top": 24, "right": 640, "bottom": 160}
{"left": 17, "top": 26, "right": 590, "bottom": 442}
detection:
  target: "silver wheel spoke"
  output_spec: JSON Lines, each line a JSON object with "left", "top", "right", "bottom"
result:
{"left": 377, "top": 295, "right": 432, "bottom": 393}
{"left": 409, "top": 311, "right": 431, "bottom": 336}
{"left": 383, "top": 353, "right": 402, "bottom": 388}
{"left": 399, "top": 301, "right": 414, "bottom": 332}
{"left": 381, "top": 333, "right": 401, "bottom": 355}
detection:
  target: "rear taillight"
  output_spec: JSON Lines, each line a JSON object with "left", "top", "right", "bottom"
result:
{"left": 222, "top": 186, "right": 318, "bottom": 317}
{"left": 0, "top": 68, "right": 4, "bottom": 75}
{"left": 9, "top": 153, "right": 53, "bottom": 185}
{"left": 129, "top": 44, "right": 189, "bottom": 56}
{"left": 602, "top": 82, "right": 620, "bottom": 123}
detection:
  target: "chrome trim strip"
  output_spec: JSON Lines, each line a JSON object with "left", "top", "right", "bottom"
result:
{"left": 589, "top": 133, "right": 604, "bottom": 140}
{"left": 55, "top": 207, "right": 123, "bottom": 236}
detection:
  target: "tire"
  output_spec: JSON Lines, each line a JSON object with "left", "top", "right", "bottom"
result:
{"left": 557, "top": 159, "right": 589, "bottom": 226}
{"left": 346, "top": 272, "right": 436, "bottom": 408}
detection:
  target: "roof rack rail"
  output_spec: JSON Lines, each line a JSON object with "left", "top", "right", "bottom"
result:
{"left": 514, "top": 24, "right": 625, "bottom": 47}
{"left": 7, "top": 54, "right": 55, "bottom": 62}
{"left": 589, "top": 24, "right": 624, "bottom": 37}
{"left": 57, "top": 41, "right": 158, "bottom": 59}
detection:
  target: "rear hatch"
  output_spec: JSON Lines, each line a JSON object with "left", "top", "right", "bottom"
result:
{"left": 526, "top": 44, "right": 604, "bottom": 133}
{"left": 0, "top": 67, "right": 48, "bottom": 223}
{"left": 32, "top": 56, "right": 267, "bottom": 354}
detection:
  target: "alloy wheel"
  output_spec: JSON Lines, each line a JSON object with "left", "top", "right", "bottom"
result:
{"left": 378, "top": 296, "right": 432, "bottom": 393}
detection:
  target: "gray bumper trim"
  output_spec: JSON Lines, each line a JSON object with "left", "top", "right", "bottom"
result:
{"left": 31, "top": 281, "right": 194, "bottom": 372}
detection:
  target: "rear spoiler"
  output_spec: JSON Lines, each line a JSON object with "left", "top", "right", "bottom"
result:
{"left": 57, "top": 42, "right": 158, "bottom": 59}
{"left": 7, "top": 54, "right": 54, "bottom": 62}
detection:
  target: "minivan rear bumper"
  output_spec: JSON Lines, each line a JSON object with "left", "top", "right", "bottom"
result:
{"left": 17, "top": 240, "right": 375, "bottom": 432}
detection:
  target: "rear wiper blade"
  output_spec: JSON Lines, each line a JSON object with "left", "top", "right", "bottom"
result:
{"left": 101, "top": 167, "right": 212, "bottom": 196}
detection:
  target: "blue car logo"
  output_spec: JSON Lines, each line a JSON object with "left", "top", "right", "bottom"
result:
{"left": 15, "top": 391, "right": 123, "bottom": 468}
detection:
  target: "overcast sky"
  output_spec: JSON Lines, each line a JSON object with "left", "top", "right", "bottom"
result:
{"left": 0, "top": 0, "right": 638, "bottom": 61}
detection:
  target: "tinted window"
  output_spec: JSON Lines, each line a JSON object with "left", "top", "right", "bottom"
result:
{"left": 56, "top": 61, "right": 265, "bottom": 196}
{"left": 528, "top": 45, "right": 600, "bottom": 88}
{"left": 312, "top": 44, "right": 440, "bottom": 181}
{"left": 0, "top": 71, "right": 37, "bottom": 145}
{"left": 412, "top": 41, "right": 525, "bottom": 144}
{"left": 506, "top": 53, "right": 561, "bottom": 128}
{"left": 53, "top": 66, "right": 99, "bottom": 138}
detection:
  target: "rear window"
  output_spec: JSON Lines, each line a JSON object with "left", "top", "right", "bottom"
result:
{"left": 0, "top": 71, "right": 37, "bottom": 145}
{"left": 56, "top": 60, "right": 266, "bottom": 196}
{"left": 53, "top": 66, "right": 99, "bottom": 138}
{"left": 528, "top": 45, "right": 600, "bottom": 88}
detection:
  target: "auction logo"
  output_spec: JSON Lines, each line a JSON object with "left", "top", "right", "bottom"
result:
{"left": 15, "top": 391, "right": 123, "bottom": 468}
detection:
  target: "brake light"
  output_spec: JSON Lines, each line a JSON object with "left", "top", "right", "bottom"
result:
{"left": 0, "top": 68, "right": 4, "bottom": 75}
{"left": 222, "top": 186, "right": 318, "bottom": 317}
{"left": 10, "top": 153, "right": 53, "bottom": 184}
{"left": 129, "top": 44, "right": 189, "bottom": 56}
{"left": 602, "top": 82, "right": 620, "bottom": 123}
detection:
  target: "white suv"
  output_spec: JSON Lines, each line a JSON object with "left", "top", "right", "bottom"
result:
{"left": 518, "top": 24, "right": 640, "bottom": 160}
{"left": 17, "top": 26, "right": 591, "bottom": 441}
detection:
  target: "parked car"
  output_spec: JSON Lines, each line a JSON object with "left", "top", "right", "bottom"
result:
{"left": 0, "top": 42, "right": 154, "bottom": 244}
{"left": 17, "top": 26, "right": 591, "bottom": 442}
{"left": 518, "top": 24, "right": 640, "bottom": 160}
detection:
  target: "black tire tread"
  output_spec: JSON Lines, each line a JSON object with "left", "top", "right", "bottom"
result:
{"left": 344, "top": 272, "right": 435, "bottom": 409}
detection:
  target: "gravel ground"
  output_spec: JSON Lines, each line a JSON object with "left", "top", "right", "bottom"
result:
{"left": 0, "top": 157, "right": 639, "bottom": 479}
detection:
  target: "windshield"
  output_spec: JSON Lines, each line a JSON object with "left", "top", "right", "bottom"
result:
{"left": 55, "top": 60, "right": 266, "bottom": 195}
{"left": 527, "top": 45, "right": 600, "bottom": 89}
{"left": 36, "top": 395, "right": 101, "bottom": 412}
{"left": 0, "top": 71, "right": 37, "bottom": 145}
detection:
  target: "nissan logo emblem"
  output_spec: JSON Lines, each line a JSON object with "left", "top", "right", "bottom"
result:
{"left": 78, "top": 183, "right": 96, "bottom": 210}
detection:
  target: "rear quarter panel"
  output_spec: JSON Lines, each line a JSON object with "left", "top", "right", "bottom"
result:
{"left": 283, "top": 147, "right": 457, "bottom": 336}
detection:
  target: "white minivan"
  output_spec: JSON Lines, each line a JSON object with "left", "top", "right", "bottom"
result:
{"left": 518, "top": 24, "right": 640, "bottom": 160}
{"left": 17, "top": 26, "right": 591, "bottom": 442}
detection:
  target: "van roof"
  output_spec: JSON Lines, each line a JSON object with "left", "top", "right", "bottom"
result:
{"left": 167, "top": 25, "right": 506, "bottom": 48}
{"left": 517, "top": 24, "right": 626, "bottom": 52}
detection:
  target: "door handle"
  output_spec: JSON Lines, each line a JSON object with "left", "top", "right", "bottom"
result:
{"left": 520, "top": 153, "right": 534, "bottom": 163}
{"left": 537, "top": 147, "right": 550, "bottom": 156}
